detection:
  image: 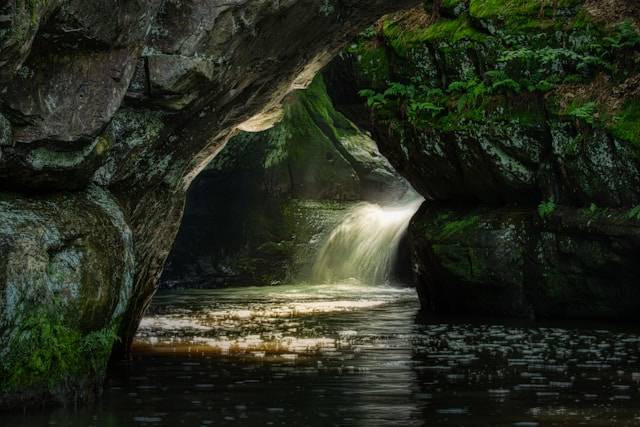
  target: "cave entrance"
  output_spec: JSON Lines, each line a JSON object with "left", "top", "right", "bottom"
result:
{"left": 105, "top": 62, "right": 426, "bottom": 423}
{"left": 133, "top": 63, "right": 424, "bottom": 356}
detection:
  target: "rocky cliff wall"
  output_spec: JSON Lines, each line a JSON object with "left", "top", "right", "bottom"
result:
{"left": 326, "top": 0, "right": 640, "bottom": 320}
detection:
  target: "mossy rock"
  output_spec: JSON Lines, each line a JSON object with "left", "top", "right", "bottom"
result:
{"left": 409, "top": 202, "right": 640, "bottom": 320}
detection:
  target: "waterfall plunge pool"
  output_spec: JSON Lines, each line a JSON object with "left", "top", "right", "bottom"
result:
{"left": 7, "top": 282, "right": 640, "bottom": 426}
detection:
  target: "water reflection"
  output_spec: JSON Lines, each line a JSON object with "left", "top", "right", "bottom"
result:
{"left": 5, "top": 282, "right": 640, "bottom": 426}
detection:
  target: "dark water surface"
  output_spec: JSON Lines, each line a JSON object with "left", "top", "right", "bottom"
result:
{"left": 6, "top": 282, "right": 640, "bottom": 426}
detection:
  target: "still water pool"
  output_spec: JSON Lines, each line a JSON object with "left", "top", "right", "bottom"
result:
{"left": 7, "top": 282, "right": 640, "bottom": 426}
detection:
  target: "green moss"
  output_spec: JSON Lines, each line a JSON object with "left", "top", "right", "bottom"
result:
{"left": 469, "top": 0, "right": 540, "bottom": 19}
{"left": 439, "top": 214, "right": 481, "bottom": 238}
{"left": 0, "top": 307, "right": 118, "bottom": 397}
{"left": 469, "top": 0, "right": 582, "bottom": 20}
{"left": 610, "top": 100, "right": 640, "bottom": 152}
{"left": 350, "top": 44, "right": 390, "bottom": 88}
{"left": 384, "top": 16, "right": 485, "bottom": 55}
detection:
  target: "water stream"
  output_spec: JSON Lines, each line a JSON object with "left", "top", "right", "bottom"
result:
{"left": 6, "top": 196, "right": 640, "bottom": 426}
{"left": 311, "top": 194, "right": 423, "bottom": 285}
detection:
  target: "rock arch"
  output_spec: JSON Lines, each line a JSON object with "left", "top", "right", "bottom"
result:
{"left": 0, "top": 0, "right": 419, "bottom": 407}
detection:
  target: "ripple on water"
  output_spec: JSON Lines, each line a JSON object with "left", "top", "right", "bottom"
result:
{"left": 6, "top": 283, "right": 640, "bottom": 427}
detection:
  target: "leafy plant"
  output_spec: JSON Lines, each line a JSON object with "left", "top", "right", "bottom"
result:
{"left": 604, "top": 20, "right": 640, "bottom": 51}
{"left": 408, "top": 101, "right": 444, "bottom": 124}
{"left": 627, "top": 205, "right": 640, "bottom": 221}
{"left": 383, "top": 82, "right": 416, "bottom": 98}
{"left": 566, "top": 101, "right": 597, "bottom": 124}
{"left": 358, "top": 89, "right": 386, "bottom": 110}
{"left": 538, "top": 198, "right": 556, "bottom": 219}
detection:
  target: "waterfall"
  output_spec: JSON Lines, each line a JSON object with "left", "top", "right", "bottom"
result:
{"left": 311, "top": 192, "right": 423, "bottom": 285}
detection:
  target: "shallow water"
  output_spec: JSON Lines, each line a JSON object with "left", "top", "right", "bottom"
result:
{"left": 6, "top": 282, "right": 640, "bottom": 426}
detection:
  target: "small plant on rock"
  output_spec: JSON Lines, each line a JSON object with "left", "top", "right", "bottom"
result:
{"left": 538, "top": 198, "right": 556, "bottom": 219}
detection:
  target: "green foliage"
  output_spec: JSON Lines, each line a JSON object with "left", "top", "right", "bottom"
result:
{"left": 0, "top": 307, "right": 118, "bottom": 395}
{"left": 359, "top": 82, "right": 446, "bottom": 126}
{"left": 384, "top": 82, "right": 416, "bottom": 99}
{"left": 408, "top": 101, "right": 445, "bottom": 124}
{"left": 348, "top": 0, "right": 640, "bottom": 143}
{"left": 566, "top": 101, "right": 597, "bottom": 124}
{"left": 485, "top": 70, "right": 521, "bottom": 93}
{"left": 627, "top": 205, "right": 640, "bottom": 221}
{"left": 603, "top": 21, "right": 640, "bottom": 51}
{"left": 447, "top": 79, "right": 489, "bottom": 112}
{"left": 499, "top": 47, "right": 582, "bottom": 65}
{"left": 358, "top": 89, "right": 386, "bottom": 110}
{"left": 438, "top": 214, "right": 481, "bottom": 238}
{"left": 611, "top": 100, "right": 640, "bottom": 147}
{"left": 538, "top": 198, "right": 556, "bottom": 219}
{"left": 580, "top": 202, "right": 599, "bottom": 220}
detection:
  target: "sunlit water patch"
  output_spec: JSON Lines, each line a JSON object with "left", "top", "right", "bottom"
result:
{"left": 6, "top": 283, "right": 640, "bottom": 426}
{"left": 134, "top": 281, "right": 416, "bottom": 359}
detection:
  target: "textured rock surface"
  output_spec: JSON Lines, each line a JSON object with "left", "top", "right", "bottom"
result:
{"left": 327, "top": 0, "right": 640, "bottom": 319}
{"left": 161, "top": 75, "right": 406, "bottom": 288}
{"left": 0, "top": 186, "right": 133, "bottom": 406}
{"left": 410, "top": 203, "right": 640, "bottom": 319}
{"left": 0, "top": 0, "right": 419, "bottom": 407}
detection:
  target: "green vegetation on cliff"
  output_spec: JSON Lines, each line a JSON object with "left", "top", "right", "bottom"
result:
{"left": 352, "top": 2, "right": 639, "bottom": 141}
{"left": 332, "top": 2, "right": 640, "bottom": 204}
{"left": 0, "top": 304, "right": 118, "bottom": 402}
{"left": 345, "top": 0, "right": 640, "bottom": 206}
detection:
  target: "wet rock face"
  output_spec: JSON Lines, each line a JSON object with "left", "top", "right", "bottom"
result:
{"left": 327, "top": 1, "right": 640, "bottom": 319}
{"left": 410, "top": 203, "right": 640, "bottom": 320}
{"left": 0, "top": 186, "right": 133, "bottom": 406}
{"left": 0, "top": 187, "right": 133, "bottom": 329}
{"left": 0, "top": 0, "right": 419, "bottom": 407}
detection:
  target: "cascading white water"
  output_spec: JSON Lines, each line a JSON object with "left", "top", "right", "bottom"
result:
{"left": 311, "top": 192, "right": 424, "bottom": 285}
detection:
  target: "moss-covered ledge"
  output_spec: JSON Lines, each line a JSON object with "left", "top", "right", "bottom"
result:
{"left": 340, "top": 0, "right": 640, "bottom": 206}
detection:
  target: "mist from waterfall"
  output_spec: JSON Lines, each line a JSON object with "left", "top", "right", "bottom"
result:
{"left": 311, "top": 191, "right": 424, "bottom": 285}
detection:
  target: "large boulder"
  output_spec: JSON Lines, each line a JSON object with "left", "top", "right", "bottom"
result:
{"left": 0, "top": 186, "right": 133, "bottom": 407}
{"left": 410, "top": 203, "right": 640, "bottom": 320}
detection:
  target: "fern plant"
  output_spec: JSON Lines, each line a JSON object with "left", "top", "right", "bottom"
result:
{"left": 538, "top": 198, "right": 556, "bottom": 219}
{"left": 566, "top": 101, "right": 597, "bottom": 125}
{"left": 627, "top": 205, "right": 640, "bottom": 221}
